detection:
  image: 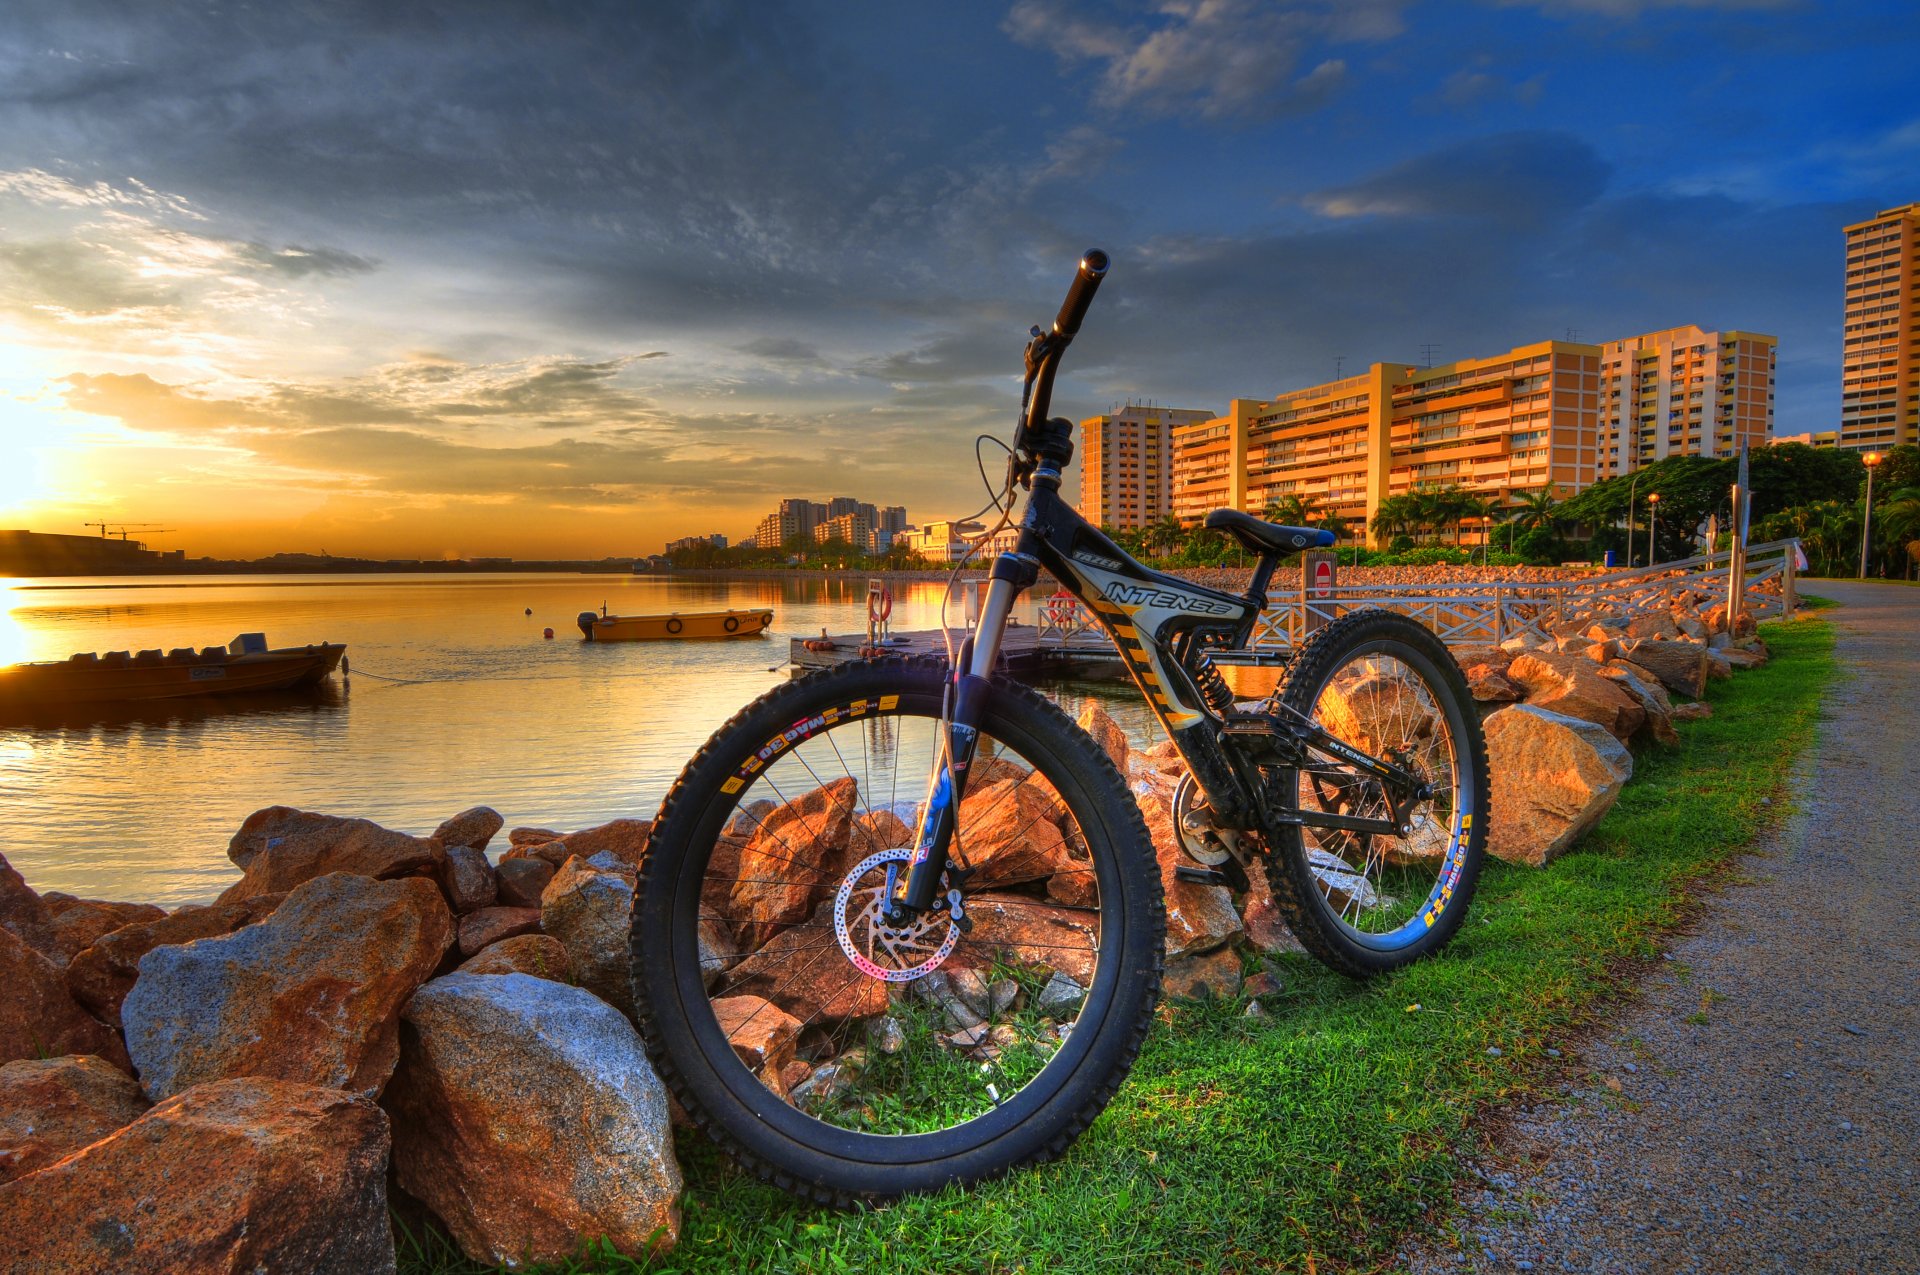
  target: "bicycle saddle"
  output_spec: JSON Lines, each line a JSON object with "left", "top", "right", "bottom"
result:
{"left": 1204, "top": 508, "right": 1336, "bottom": 555}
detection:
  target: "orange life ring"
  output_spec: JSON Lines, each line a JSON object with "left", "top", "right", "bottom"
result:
{"left": 723, "top": 615, "right": 740, "bottom": 633}
{"left": 1045, "top": 590, "right": 1077, "bottom": 626}
{"left": 868, "top": 587, "right": 893, "bottom": 623}
{"left": 665, "top": 616, "right": 683, "bottom": 635}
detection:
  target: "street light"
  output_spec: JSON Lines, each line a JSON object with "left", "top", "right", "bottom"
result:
{"left": 1482, "top": 514, "right": 1492, "bottom": 567}
{"left": 1625, "top": 470, "right": 1641, "bottom": 564}
{"left": 1860, "top": 451, "right": 1883, "bottom": 579}
{"left": 1646, "top": 492, "right": 1661, "bottom": 566}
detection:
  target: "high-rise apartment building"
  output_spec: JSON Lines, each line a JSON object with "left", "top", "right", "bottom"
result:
{"left": 1841, "top": 202, "right": 1919, "bottom": 451}
{"left": 751, "top": 511, "right": 793, "bottom": 549}
{"left": 1079, "top": 404, "right": 1214, "bottom": 529}
{"left": 751, "top": 496, "right": 905, "bottom": 551}
{"left": 1597, "top": 327, "right": 1776, "bottom": 477}
{"left": 779, "top": 498, "right": 828, "bottom": 540}
{"left": 815, "top": 510, "right": 876, "bottom": 552}
{"left": 1170, "top": 327, "right": 1774, "bottom": 547}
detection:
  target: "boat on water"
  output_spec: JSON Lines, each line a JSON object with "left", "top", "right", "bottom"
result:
{"left": 577, "top": 606, "right": 774, "bottom": 641}
{"left": 0, "top": 633, "right": 346, "bottom": 708}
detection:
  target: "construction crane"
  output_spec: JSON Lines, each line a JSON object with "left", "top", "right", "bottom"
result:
{"left": 82, "top": 522, "right": 176, "bottom": 541}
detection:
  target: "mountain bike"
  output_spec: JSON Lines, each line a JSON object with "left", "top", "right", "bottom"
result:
{"left": 630, "top": 250, "right": 1490, "bottom": 1204}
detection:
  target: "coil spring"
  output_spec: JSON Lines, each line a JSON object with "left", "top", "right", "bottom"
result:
{"left": 1191, "top": 653, "right": 1236, "bottom": 714}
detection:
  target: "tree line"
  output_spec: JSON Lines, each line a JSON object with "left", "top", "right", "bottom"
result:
{"left": 1100, "top": 442, "right": 1920, "bottom": 576}
{"left": 664, "top": 533, "right": 925, "bottom": 572}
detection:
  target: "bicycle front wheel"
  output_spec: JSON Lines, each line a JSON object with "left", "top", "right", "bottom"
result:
{"left": 1262, "top": 608, "right": 1489, "bottom": 977}
{"left": 630, "top": 657, "right": 1163, "bottom": 1204}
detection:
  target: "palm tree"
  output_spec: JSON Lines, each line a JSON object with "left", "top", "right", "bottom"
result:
{"left": 1369, "top": 494, "right": 1416, "bottom": 543}
{"left": 1413, "top": 485, "right": 1476, "bottom": 546}
{"left": 1871, "top": 485, "right": 1920, "bottom": 577}
{"left": 1144, "top": 515, "right": 1186, "bottom": 559}
{"left": 1262, "top": 493, "right": 1318, "bottom": 527}
{"left": 1458, "top": 494, "right": 1500, "bottom": 555}
{"left": 1510, "top": 487, "right": 1561, "bottom": 533}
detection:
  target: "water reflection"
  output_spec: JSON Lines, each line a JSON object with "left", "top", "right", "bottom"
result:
{"left": 0, "top": 681, "right": 348, "bottom": 730}
{"left": 0, "top": 573, "right": 1160, "bottom": 906}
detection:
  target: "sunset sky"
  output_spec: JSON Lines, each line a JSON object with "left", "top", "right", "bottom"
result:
{"left": 3, "top": 1, "right": 1918, "bottom": 559}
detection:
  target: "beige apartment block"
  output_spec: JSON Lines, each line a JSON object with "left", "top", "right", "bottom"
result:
{"left": 898, "top": 519, "right": 984, "bottom": 562}
{"left": 1079, "top": 404, "right": 1214, "bottom": 529}
{"left": 1384, "top": 342, "right": 1602, "bottom": 514}
{"left": 1170, "top": 328, "right": 1773, "bottom": 548}
{"left": 1841, "top": 203, "right": 1919, "bottom": 451}
{"left": 814, "top": 511, "right": 875, "bottom": 553}
{"left": 1774, "top": 429, "right": 1840, "bottom": 447}
{"left": 1597, "top": 326, "right": 1777, "bottom": 476}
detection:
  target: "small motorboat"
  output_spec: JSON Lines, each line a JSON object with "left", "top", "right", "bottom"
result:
{"left": 0, "top": 633, "right": 346, "bottom": 709}
{"left": 577, "top": 605, "right": 774, "bottom": 641}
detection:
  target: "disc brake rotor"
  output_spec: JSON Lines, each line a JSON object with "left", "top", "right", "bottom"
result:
{"left": 832, "top": 847, "right": 960, "bottom": 983}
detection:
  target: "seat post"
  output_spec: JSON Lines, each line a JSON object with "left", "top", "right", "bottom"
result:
{"left": 1245, "top": 553, "right": 1282, "bottom": 610}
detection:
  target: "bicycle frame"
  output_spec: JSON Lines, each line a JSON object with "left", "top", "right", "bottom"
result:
{"left": 895, "top": 254, "right": 1424, "bottom": 920}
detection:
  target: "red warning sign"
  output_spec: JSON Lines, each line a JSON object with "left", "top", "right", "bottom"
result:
{"left": 1311, "top": 558, "right": 1334, "bottom": 598}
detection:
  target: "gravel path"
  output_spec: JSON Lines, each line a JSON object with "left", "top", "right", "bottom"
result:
{"left": 1404, "top": 582, "right": 1919, "bottom": 1275}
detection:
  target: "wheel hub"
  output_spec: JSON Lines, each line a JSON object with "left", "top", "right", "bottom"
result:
{"left": 832, "top": 847, "right": 960, "bottom": 983}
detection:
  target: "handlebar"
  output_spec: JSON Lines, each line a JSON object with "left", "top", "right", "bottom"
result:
{"left": 1015, "top": 248, "right": 1110, "bottom": 474}
{"left": 1052, "top": 249, "right": 1110, "bottom": 338}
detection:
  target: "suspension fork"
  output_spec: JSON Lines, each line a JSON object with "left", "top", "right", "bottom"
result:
{"left": 895, "top": 553, "right": 1036, "bottom": 917}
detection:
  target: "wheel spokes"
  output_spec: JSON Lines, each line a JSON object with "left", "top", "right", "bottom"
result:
{"left": 1300, "top": 650, "right": 1460, "bottom": 934}
{"left": 694, "top": 708, "right": 1102, "bottom": 1136}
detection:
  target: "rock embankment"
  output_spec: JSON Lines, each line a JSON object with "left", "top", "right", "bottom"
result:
{"left": 0, "top": 807, "right": 682, "bottom": 1272}
{"left": 0, "top": 588, "right": 1782, "bottom": 1268}
{"left": 1452, "top": 586, "right": 1772, "bottom": 868}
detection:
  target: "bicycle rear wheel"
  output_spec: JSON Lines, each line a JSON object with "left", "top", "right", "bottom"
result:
{"left": 1262, "top": 608, "right": 1488, "bottom": 977}
{"left": 630, "top": 657, "right": 1163, "bottom": 1204}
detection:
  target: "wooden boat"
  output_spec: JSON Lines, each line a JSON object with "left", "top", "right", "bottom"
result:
{"left": 577, "top": 606, "right": 774, "bottom": 641}
{"left": 0, "top": 633, "right": 346, "bottom": 708}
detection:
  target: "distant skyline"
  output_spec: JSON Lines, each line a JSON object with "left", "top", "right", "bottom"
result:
{"left": 3, "top": 1, "right": 1919, "bottom": 558}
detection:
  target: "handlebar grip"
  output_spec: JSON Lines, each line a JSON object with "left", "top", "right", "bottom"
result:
{"left": 1051, "top": 248, "right": 1110, "bottom": 338}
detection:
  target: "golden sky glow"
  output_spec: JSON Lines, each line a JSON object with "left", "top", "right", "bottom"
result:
{"left": 0, "top": 167, "right": 1003, "bottom": 560}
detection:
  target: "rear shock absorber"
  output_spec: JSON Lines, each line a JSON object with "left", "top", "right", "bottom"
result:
{"left": 1190, "top": 652, "right": 1236, "bottom": 715}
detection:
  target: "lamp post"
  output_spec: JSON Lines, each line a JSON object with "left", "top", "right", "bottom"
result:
{"left": 1625, "top": 470, "right": 1641, "bottom": 564}
{"left": 1860, "top": 451, "right": 1882, "bottom": 579}
{"left": 1482, "top": 515, "right": 1492, "bottom": 567}
{"left": 1646, "top": 492, "right": 1661, "bottom": 566}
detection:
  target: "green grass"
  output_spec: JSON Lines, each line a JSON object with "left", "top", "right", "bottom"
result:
{"left": 399, "top": 617, "right": 1837, "bottom": 1275}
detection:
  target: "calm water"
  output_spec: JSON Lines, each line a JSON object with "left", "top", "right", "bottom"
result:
{"left": 0, "top": 573, "right": 1161, "bottom": 905}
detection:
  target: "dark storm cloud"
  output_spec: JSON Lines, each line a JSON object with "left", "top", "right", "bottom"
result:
{"left": 1301, "top": 132, "right": 1612, "bottom": 228}
{"left": 735, "top": 337, "right": 822, "bottom": 364}
{"left": 1051, "top": 132, "right": 1843, "bottom": 433}
{"left": 2, "top": 2, "right": 894, "bottom": 320}
{"left": 234, "top": 243, "right": 378, "bottom": 279}
{"left": 862, "top": 330, "right": 1026, "bottom": 386}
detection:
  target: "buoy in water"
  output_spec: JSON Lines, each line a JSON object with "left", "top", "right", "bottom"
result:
{"left": 543, "top": 627, "right": 554, "bottom": 639}
{"left": 525, "top": 607, "right": 533, "bottom": 616}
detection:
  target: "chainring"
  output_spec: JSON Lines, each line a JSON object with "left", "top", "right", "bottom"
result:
{"left": 1171, "top": 771, "right": 1237, "bottom": 866}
